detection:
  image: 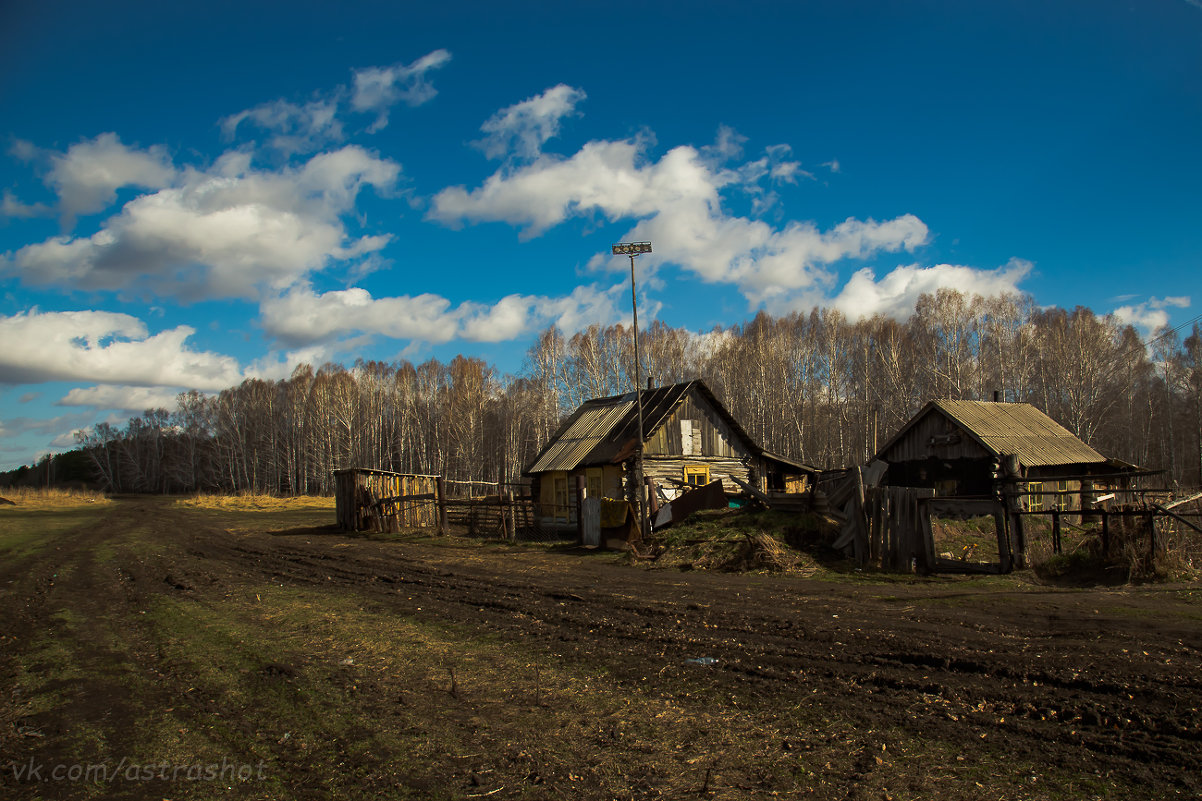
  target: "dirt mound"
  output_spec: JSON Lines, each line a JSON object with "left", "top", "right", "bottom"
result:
{"left": 641, "top": 508, "right": 825, "bottom": 573}
{"left": 652, "top": 530, "right": 817, "bottom": 573}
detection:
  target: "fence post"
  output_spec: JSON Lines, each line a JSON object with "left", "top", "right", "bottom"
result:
{"left": 503, "top": 490, "right": 514, "bottom": 540}
{"left": 1101, "top": 509, "right": 1110, "bottom": 557}
{"left": 1000, "top": 455, "right": 1025, "bottom": 568}
{"left": 575, "top": 475, "right": 586, "bottom": 543}
{"left": 1052, "top": 510, "right": 1061, "bottom": 555}
{"left": 436, "top": 477, "right": 448, "bottom": 535}
{"left": 1147, "top": 511, "right": 1156, "bottom": 571}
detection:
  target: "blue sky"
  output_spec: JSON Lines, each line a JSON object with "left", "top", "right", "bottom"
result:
{"left": 2, "top": 0, "right": 1201, "bottom": 471}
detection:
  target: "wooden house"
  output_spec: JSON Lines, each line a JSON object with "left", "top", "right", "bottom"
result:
{"left": 523, "top": 380, "right": 815, "bottom": 524}
{"left": 874, "top": 399, "right": 1135, "bottom": 511}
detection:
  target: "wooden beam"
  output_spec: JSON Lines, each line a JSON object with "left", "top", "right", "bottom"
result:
{"left": 1153, "top": 503, "right": 1202, "bottom": 534}
{"left": 727, "top": 473, "right": 770, "bottom": 504}
{"left": 1163, "top": 491, "right": 1202, "bottom": 511}
{"left": 370, "top": 492, "right": 436, "bottom": 507}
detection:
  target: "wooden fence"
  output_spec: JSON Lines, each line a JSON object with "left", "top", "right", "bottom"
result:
{"left": 334, "top": 470, "right": 562, "bottom": 539}
{"left": 824, "top": 467, "right": 1014, "bottom": 574}
{"left": 820, "top": 465, "right": 1202, "bottom": 575}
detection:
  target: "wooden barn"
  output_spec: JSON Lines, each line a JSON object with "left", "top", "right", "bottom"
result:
{"left": 874, "top": 399, "right": 1134, "bottom": 511}
{"left": 523, "top": 380, "right": 815, "bottom": 524}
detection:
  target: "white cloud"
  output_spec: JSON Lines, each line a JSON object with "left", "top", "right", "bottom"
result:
{"left": 475, "top": 84, "right": 586, "bottom": 160}
{"left": 9, "top": 138, "right": 39, "bottom": 161}
{"left": 458, "top": 284, "right": 623, "bottom": 342}
{"left": 432, "top": 136, "right": 748, "bottom": 241}
{"left": 43, "top": 133, "right": 176, "bottom": 225}
{"left": 431, "top": 131, "right": 927, "bottom": 308}
{"left": 220, "top": 97, "right": 344, "bottom": 154}
{"left": 244, "top": 345, "right": 343, "bottom": 381}
{"left": 2, "top": 190, "right": 52, "bottom": 219}
{"left": 260, "top": 281, "right": 625, "bottom": 348}
{"left": 827, "top": 258, "right": 1034, "bottom": 320}
{"left": 220, "top": 50, "right": 449, "bottom": 148}
{"left": 351, "top": 49, "right": 452, "bottom": 132}
{"left": 58, "top": 384, "right": 186, "bottom": 412}
{"left": 260, "top": 284, "right": 461, "bottom": 347}
{"left": 51, "top": 430, "right": 85, "bottom": 449}
{"left": 1113, "top": 295, "right": 1191, "bottom": 335}
{"left": 0, "top": 309, "right": 243, "bottom": 389}
{"left": 8, "top": 146, "right": 398, "bottom": 300}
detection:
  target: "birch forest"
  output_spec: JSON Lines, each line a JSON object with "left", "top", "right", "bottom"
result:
{"left": 63, "top": 289, "right": 1202, "bottom": 493}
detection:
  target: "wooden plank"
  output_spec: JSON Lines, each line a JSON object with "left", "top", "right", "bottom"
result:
{"left": 437, "top": 477, "right": 448, "bottom": 534}
{"left": 832, "top": 500, "right": 859, "bottom": 551}
{"left": 869, "top": 487, "right": 884, "bottom": 567}
{"left": 916, "top": 488, "right": 936, "bottom": 574}
{"left": 727, "top": 473, "right": 770, "bottom": 504}
{"left": 1163, "top": 491, "right": 1202, "bottom": 511}
{"left": 887, "top": 488, "right": 903, "bottom": 571}
{"left": 371, "top": 492, "right": 436, "bottom": 507}
{"left": 994, "top": 510, "right": 1013, "bottom": 574}
{"left": 1153, "top": 503, "right": 1202, "bottom": 534}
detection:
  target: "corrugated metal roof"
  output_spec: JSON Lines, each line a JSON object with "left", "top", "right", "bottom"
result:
{"left": 524, "top": 379, "right": 820, "bottom": 476}
{"left": 525, "top": 400, "right": 634, "bottom": 473}
{"left": 931, "top": 400, "right": 1105, "bottom": 466}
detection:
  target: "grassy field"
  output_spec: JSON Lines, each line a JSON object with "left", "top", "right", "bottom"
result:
{"left": 2, "top": 491, "right": 1199, "bottom": 800}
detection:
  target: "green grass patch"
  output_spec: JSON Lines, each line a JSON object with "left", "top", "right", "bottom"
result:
{"left": 0, "top": 506, "right": 112, "bottom": 557}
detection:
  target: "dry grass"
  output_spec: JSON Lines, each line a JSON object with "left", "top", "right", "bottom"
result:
{"left": 0, "top": 486, "right": 110, "bottom": 509}
{"left": 175, "top": 493, "right": 335, "bottom": 511}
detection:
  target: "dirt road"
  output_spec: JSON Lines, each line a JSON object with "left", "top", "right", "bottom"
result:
{"left": 2, "top": 496, "right": 1200, "bottom": 799}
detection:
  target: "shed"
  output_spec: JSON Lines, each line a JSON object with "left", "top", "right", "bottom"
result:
{"left": 333, "top": 468, "right": 441, "bottom": 532}
{"left": 523, "top": 380, "right": 816, "bottom": 524}
{"left": 874, "top": 399, "right": 1135, "bottom": 510}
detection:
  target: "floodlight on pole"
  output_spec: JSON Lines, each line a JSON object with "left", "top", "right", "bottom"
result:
{"left": 612, "top": 241, "right": 652, "bottom": 539}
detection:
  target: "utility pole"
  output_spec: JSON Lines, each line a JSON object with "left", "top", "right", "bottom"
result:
{"left": 611, "top": 241, "right": 652, "bottom": 538}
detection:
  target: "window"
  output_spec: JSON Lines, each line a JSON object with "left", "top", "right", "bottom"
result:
{"left": 1055, "top": 479, "right": 1070, "bottom": 511}
{"left": 684, "top": 465, "right": 710, "bottom": 487}
{"left": 586, "top": 468, "right": 603, "bottom": 501}
{"left": 553, "top": 477, "right": 569, "bottom": 521}
{"left": 1026, "top": 481, "right": 1043, "bottom": 512}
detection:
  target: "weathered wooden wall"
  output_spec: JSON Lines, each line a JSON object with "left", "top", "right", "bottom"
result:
{"left": 644, "top": 393, "right": 746, "bottom": 459}
{"left": 334, "top": 468, "right": 439, "bottom": 531}
{"left": 643, "top": 456, "right": 753, "bottom": 496}
{"left": 641, "top": 389, "right": 759, "bottom": 495}
{"left": 878, "top": 410, "right": 990, "bottom": 463}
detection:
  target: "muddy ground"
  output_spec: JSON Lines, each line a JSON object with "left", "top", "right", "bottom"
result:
{"left": 2, "top": 496, "right": 1200, "bottom": 800}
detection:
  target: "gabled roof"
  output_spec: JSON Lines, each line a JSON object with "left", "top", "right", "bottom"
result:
{"left": 524, "top": 380, "right": 815, "bottom": 475}
{"left": 878, "top": 399, "right": 1106, "bottom": 467}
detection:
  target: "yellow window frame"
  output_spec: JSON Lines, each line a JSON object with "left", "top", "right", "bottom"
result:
{"left": 553, "top": 476, "right": 569, "bottom": 522}
{"left": 1026, "top": 481, "right": 1044, "bottom": 512}
{"left": 683, "top": 464, "right": 710, "bottom": 487}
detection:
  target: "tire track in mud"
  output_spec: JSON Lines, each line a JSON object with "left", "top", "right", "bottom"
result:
{"left": 16, "top": 498, "right": 1194, "bottom": 797}
{"left": 174, "top": 518, "right": 1202, "bottom": 794}
{"left": 1, "top": 501, "right": 181, "bottom": 796}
